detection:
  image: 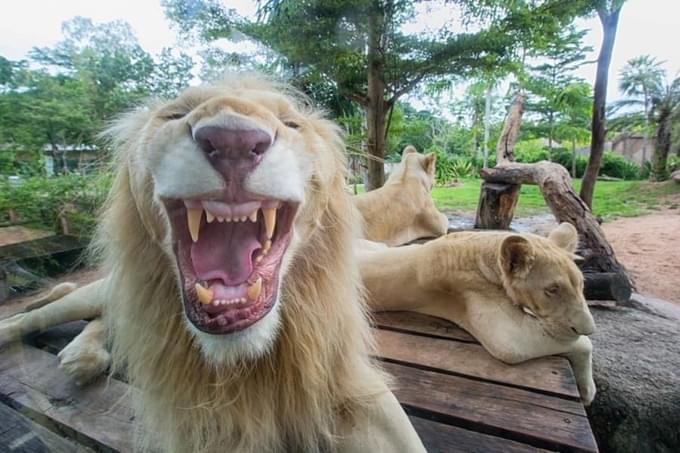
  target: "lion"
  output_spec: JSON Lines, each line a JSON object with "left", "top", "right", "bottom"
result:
{"left": 358, "top": 222, "right": 597, "bottom": 404}
{"left": 353, "top": 145, "right": 448, "bottom": 246}
{"left": 0, "top": 76, "right": 426, "bottom": 452}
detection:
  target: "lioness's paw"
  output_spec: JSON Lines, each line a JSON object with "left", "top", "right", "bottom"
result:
{"left": 580, "top": 378, "right": 596, "bottom": 406}
{"left": 57, "top": 340, "right": 110, "bottom": 385}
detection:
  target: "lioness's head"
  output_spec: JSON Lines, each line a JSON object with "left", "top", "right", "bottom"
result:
{"left": 499, "top": 223, "right": 595, "bottom": 340}
{"left": 104, "top": 75, "right": 353, "bottom": 364}
{"left": 386, "top": 145, "right": 437, "bottom": 191}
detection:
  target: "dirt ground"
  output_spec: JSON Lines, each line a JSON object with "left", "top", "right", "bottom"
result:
{"left": 602, "top": 209, "right": 680, "bottom": 305}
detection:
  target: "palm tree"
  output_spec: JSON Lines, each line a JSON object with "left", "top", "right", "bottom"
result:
{"left": 618, "top": 55, "right": 665, "bottom": 163}
{"left": 648, "top": 76, "right": 680, "bottom": 180}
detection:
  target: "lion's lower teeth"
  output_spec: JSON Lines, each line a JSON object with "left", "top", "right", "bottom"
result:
{"left": 247, "top": 277, "right": 262, "bottom": 301}
{"left": 195, "top": 283, "right": 214, "bottom": 305}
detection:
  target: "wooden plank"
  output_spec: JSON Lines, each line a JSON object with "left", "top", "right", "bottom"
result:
{"left": 374, "top": 327, "right": 579, "bottom": 399}
{"left": 372, "top": 311, "right": 477, "bottom": 343}
{"left": 409, "top": 416, "right": 552, "bottom": 453}
{"left": 0, "top": 344, "right": 134, "bottom": 452}
{"left": 0, "top": 402, "right": 93, "bottom": 452}
{"left": 384, "top": 361, "right": 598, "bottom": 452}
{"left": 31, "top": 322, "right": 88, "bottom": 354}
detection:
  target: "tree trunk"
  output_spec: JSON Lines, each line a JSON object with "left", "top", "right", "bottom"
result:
{"left": 474, "top": 182, "right": 520, "bottom": 229}
{"left": 365, "top": 7, "right": 387, "bottom": 191}
{"left": 572, "top": 137, "right": 577, "bottom": 178}
{"left": 651, "top": 112, "right": 672, "bottom": 181}
{"left": 481, "top": 161, "right": 633, "bottom": 300}
{"left": 496, "top": 91, "right": 526, "bottom": 165}
{"left": 483, "top": 84, "right": 492, "bottom": 168}
{"left": 580, "top": 7, "right": 621, "bottom": 208}
{"left": 548, "top": 112, "right": 554, "bottom": 162}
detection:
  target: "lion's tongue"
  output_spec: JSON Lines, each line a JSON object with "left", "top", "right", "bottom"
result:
{"left": 191, "top": 222, "right": 261, "bottom": 285}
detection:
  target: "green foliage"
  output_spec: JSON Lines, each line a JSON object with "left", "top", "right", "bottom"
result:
{"left": 0, "top": 172, "right": 113, "bottom": 237}
{"left": 0, "top": 17, "right": 194, "bottom": 176}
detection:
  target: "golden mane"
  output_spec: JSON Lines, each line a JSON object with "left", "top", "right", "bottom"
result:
{"left": 94, "top": 77, "right": 387, "bottom": 452}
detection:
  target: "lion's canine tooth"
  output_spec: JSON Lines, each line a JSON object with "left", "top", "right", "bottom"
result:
{"left": 206, "top": 211, "right": 215, "bottom": 223}
{"left": 263, "top": 208, "right": 276, "bottom": 239}
{"left": 247, "top": 277, "right": 262, "bottom": 301}
{"left": 249, "top": 210, "right": 257, "bottom": 222}
{"left": 195, "top": 283, "right": 214, "bottom": 305}
{"left": 187, "top": 208, "right": 202, "bottom": 242}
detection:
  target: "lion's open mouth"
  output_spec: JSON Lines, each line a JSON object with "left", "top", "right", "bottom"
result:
{"left": 166, "top": 198, "right": 297, "bottom": 334}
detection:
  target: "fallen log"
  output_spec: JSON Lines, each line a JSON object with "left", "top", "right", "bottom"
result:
{"left": 480, "top": 161, "right": 633, "bottom": 301}
{"left": 583, "top": 272, "right": 632, "bottom": 303}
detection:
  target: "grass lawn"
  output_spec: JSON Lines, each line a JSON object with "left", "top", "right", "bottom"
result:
{"left": 431, "top": 178, "right": 680, "bottom": 221}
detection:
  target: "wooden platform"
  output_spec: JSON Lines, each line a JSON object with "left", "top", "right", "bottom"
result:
{"left": 0, "top": 300, "right": 598, "bottom": 452}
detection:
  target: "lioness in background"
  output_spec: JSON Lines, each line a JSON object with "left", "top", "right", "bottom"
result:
{"left": 1, "top": 76, "right": 426, "bottom": 453}
{"left": 360, "top": 223, "right": 597, "bottom": 404}
{"left": 354, "top": 145, "right": 448, "bottom": 246}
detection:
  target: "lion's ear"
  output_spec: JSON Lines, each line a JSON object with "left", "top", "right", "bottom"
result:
{"left": 401, "top": 145, "right": 418, "bottom": 160}
{"left": 549, "top": 222, "right": 579, "bottom": 253}
{"left": 499, "top": 235, "right": 535, "bottom": 279}
{"left": 423, "top": 152, "right": 436, "bottom": 175}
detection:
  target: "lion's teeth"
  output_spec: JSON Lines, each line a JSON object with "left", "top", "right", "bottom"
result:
{"left": 240, "top": 216, "right": 247, "bottom": 222}
{"left": 263, "top": 208, "right": 276, "bottom": 239}
{"left": 522, "top": 306, "right": 538, "bottom": 318}
{"left": 206, "top": 211, "right": 215, "bottom": 223}
{"left": 187, "top": 208, "right": 202, "bottom": 242}
{"left": 217, "top": 216, "right": 224, "bottom": 222}
{"left": 247, "top": 277, "right": 262, "bottom": 301}
{"left": 249, "top": 210, "right": 258, "bottom": 222}
{"left": 195, "top": 283, "right": 213, "bottom": 305}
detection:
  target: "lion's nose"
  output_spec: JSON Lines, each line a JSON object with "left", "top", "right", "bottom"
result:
{"left": 194, "top": 125, "right": 272, "bottom": 166}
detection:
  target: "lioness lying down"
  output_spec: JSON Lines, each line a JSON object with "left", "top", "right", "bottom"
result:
{"left": 360, "top": 222, "right": 597, "bottom": 404}
{"left": 0, "top": 76, "right": 426, "bottom": 452}
{"left": 354, "top": 145, "right": 449, "bottom": 246}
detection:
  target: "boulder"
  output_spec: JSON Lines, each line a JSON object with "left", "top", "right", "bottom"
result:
{"left": 672, "top": 170, "right": 680, "bottom": 184}
{"left": 588, "top": 294, "right": 680, "bottom": 452}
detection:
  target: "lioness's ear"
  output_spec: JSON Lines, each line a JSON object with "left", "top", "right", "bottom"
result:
{"left": 401, "top": 145, "right": 418, "bottom": 160}
{"left": 500, "top": 235, "right": 536, "bottom": 279}
{"left": 423, "top": 153, "right": 436, "bottom": 175}
{"left": 549, "top": 222, "right": 579, "bottom": 253}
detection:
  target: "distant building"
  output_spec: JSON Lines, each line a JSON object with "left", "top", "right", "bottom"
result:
{"left": 574, "top": 133, "right": 652, "bottom": 166}
{"left": 43, "top": 144, "right": 105, "bottom": 175}
{"left": 611, "top": 134, "right": 654, "bottom": 165}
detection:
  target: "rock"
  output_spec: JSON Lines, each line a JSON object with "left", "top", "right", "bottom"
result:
{"left": 671, "top": 170, "right": 680, "bottom": 184}
{"left": 588, "top": 294, "right": 680, "bottom": 453}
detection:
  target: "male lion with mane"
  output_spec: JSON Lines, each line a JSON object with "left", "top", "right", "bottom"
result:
{"left": 0, "top": 76, "right": 426, "bottom": 452}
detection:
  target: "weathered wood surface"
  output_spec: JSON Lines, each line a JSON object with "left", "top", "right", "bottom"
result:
{"left": 496, "top": 91, "right": 527, "bottom": 165}
{"left": 480, "top": 161, "right": 633, "bottom": 301}
{"left": 0, "top": 402, "right": 92, "bottom": 453}
{"left": 0, "top": 307, "right": 598, "bottom": 452}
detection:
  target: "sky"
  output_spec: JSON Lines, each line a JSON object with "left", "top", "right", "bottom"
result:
{"left": 1, "top": 0, "right": 679, "bottom": 103}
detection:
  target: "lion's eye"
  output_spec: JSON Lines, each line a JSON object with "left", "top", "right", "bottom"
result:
{"left": 161, "top": 112, "right": 188, "bottom": 121}
{"left": 284, "top": 120, "right": 300, "bottom": 130}
{"left": 544, "top": 284, "right": 560, "bottom": 296}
